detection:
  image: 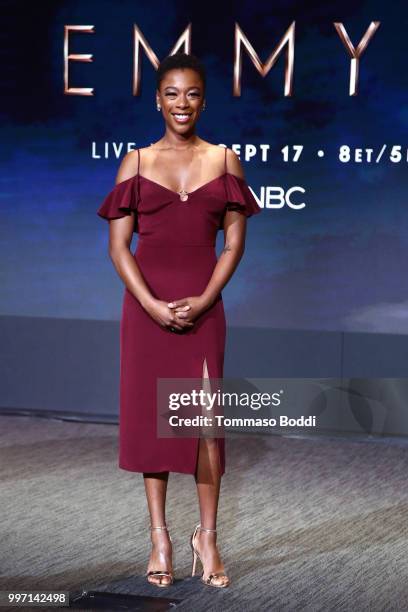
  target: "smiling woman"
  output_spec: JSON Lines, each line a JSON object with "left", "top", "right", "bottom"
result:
{"left": 157, "top": 56, "right": 206, "bottom": 140}
{"left": 97, "top": 51, "right": 261, "bottom": 590}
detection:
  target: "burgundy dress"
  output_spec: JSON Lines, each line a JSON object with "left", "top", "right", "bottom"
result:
{"left": 97, "top": 146, "right": 262, "bottom": 475}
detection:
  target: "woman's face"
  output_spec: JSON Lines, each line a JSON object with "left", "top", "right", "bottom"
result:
{"left": 156, "top": 68, "right": 205, "bottom": 133}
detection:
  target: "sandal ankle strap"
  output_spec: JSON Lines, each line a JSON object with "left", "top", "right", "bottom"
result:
{"left": 198, "top": 525, "right": 217, "bottom": 533}
{"left": 150, "top": 525, "right": 169, "bottom": 531}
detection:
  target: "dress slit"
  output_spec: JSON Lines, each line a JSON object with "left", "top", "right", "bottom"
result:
{"left": 193, "top": 355, "right": 223, "bottom": 477}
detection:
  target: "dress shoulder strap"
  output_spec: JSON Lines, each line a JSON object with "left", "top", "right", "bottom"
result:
{"left": 223, "top": 146, "right": 228, "bottom": 202}
{"left": 136, "top": 148, "right": 140, "bottom": 194}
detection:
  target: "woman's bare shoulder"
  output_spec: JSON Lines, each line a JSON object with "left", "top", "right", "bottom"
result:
{"left": 224, "top": 147, "right": 245, "bottom": 179}
{"left": 201, "top": 142, "right": 234, "bottom": 175}
{"left": 204, "top": 143, "right": 244, "bottom": 178}
{"left": 115, "top": 149, "right": 140, "bottom": 184}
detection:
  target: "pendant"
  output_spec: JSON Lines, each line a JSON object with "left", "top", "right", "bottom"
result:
{"left": 178, "top": 189, "right": 189, "bottom": 202}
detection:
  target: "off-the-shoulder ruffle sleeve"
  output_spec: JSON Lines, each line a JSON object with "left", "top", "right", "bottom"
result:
{"left": 224, "top": 173, "right": 262, "bottom": 218}
{"left": 97, "top": 175, "right": 139, "bottom": 232}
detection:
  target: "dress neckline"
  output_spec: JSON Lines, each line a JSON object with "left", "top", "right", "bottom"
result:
{"left": 119, "top": 171, "right": 245, "bottom": 198}
{"left": 138, "top": 172, "right": 229, "bottom": 198}
{"left": 113, "top": 171, "right": 245, "bottom": 198}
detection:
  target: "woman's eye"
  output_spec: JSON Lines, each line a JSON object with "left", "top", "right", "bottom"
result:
{"left": 165, "top": 92, "right": 200, "bottom": 97}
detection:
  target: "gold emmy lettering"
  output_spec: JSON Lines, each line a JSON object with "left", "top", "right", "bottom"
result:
{"left": 334, "top": 21, "right": 381, "bottom": 96}
{"left": 64, "top": 25, "right": 94, "bottom": 96}
{"left": 62, "top": 21, "right": 383, "bottom": 98}
{"left": 233, "top": 21, "right": 295, "bottom": 96}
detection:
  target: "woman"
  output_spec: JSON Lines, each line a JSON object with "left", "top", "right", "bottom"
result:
{"left": 97, "top": 52, "right": 261, "bottom": 589}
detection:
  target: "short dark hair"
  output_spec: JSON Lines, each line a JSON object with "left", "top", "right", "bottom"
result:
{"left": 156, "top": 52, "right": 206, "bottom": 94}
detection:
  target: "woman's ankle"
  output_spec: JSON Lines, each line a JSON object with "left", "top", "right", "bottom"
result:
{"left": 197, "top": 529, "right": 218, "bottom": 550}
{"left": 151, "top": 531, "right": 171, "bottom": 547}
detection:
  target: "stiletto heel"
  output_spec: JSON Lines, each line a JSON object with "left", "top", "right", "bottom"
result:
{"left": 190, "top": 524, "right": 230, "bottom": 588}
{"left": 146, "top": 525, "right": 174, "bottom": 587}
{"left": 190, "top": 524, "right": 200, "bottom": 577}
{"left": 191, "top": 549, "right": 198, "bottom": 577}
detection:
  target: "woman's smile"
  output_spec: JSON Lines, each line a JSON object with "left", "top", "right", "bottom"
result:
{"left": 172, "top": 112, "right": 192, "bottom": 123}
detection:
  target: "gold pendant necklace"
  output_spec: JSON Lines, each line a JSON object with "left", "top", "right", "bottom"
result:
{"left": 178, "top": 189, "right": 189, "bottom": 202}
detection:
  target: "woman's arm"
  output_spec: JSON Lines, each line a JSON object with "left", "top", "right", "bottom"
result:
{"left": 107, "top": 151, "right": 192, "bottom": 331}
{"left": 107, "top": 151, "right": 155, "bottom": 311}
{"left": 200, "top": 148, "right": 247, "bottom": 308}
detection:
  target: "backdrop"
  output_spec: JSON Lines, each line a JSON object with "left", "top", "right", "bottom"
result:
{"left": 2, "top": 0, "right": 407, "bottom": 331}
{"left": 1, "top": 1, "right": 407, "bottom": 433}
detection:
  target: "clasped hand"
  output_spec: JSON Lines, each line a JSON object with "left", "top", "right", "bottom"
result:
{"left": 147, "top": 296, "right": 208, "bottom": 332}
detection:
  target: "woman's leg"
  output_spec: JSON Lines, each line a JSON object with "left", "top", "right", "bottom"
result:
{"left": 193, "top": 358, "right": 229, "bottom": 586}
{"left": 195, "top": 437, "right": 221, "bottom": 530}
{"left": 143, "top": 472, "right": 173, "bottom": 586}
{"left": 194, "top": 439, "right": 229, "bottom": 586}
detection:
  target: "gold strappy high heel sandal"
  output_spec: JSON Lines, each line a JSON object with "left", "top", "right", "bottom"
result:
{"left": 146, "top": 525, "right": 174, "bottom": 587}
{"left": 190, "top": 524, "right": 230, "bottom": 588}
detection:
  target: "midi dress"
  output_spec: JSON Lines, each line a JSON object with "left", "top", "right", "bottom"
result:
{"left": 97, "top": 146, "right": 262, "bottom": 475}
